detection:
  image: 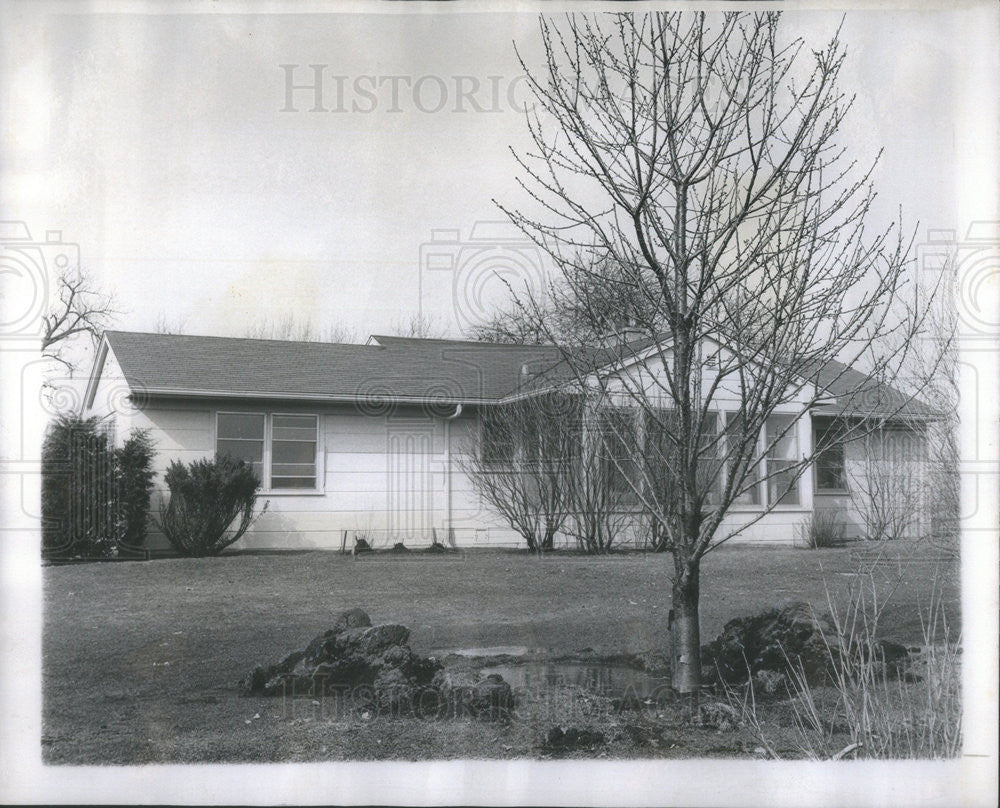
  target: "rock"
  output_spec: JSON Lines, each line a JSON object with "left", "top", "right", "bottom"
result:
{"left": 700, "top": 600, "right": 837, "bottom": 686}
{"left": 342, "top": 624, "right": 411, "bottom": 656}
{"left": 240, "top": 665, "right": 268, "bottom": 695}
{"left": 374, "top": 667, "right": 415, "bottom": 713}
{"left": 700, "top": 701, "right": 741, "bottom": 731}
{"left": 621, "top": 723, "right": 662, "bottom": 747}
{"left": 751, "top": 668, "right": 787, "bottom": 696}
{"left": 334, "top": 608, "right": 372, "bottom": 632}
{"left": 428, "top": 669, "right": 514, "bottom": 720}
{"left": 872, "top": 640, "right": 910, "bottom": 676}
{"left": 545, "top": 726, "right": 606, "bottom": 750}
{"left": 242, "top": 612, "right": 433, "bottom": 713}
{"left": 700, "top": 600, "right": 911, "bottom": 688}
{"left": 471, "top": 673, "right": 515, "bottom": 721}
{"left": 275, "top": 650, "right": 305, "bottom": 673}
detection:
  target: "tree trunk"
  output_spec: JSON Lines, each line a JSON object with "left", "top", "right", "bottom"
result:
{"left": 670, "top": 562, "right": 701, "bottom": 696}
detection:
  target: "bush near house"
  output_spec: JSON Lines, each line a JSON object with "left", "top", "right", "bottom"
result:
{"left": 41, "top": 415, "right": 156, "bottom": 559}
{"left": 155, "top": 456, "right": 267, "bottom": 557}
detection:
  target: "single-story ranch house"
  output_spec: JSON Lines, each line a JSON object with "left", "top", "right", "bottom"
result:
{"left": 81, "top": 330, "right": 933, "bottom": 551}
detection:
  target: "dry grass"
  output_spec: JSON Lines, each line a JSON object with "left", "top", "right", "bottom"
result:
{"left": 43, "top": 543, "right": 958, "bottom": 762}
{"left": 725, "top": 554, "right": 961, "bottom": 760}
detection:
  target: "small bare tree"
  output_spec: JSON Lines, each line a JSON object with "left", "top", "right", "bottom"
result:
{"left": 459, "top": 393, "right": 579, "bottom": 552}
{"left": 563, "top": 404, "right": 634, "bottom": 553}
{"left": 495, "top": 12, "right": 942, "bottom": 696}
{"left": 850, "top": 427, "right": 925, "bottom": 542}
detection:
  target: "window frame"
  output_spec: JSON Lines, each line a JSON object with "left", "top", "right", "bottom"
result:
{"left": 723, "top": 411, "right": 762, "bottom": 508}
{"left": 215, "top": 410, "right": 323, "bottom": 495}
{"left": 598, "top": 407, "right": 640, "bottom": 502}
{"left": 479, "top": 406, "right": 517, "bottom": 467}
{"left": 813, "top": 420, "right": 849, "bottom": 494}
{"left": 764, "top": 413, "right": 801, "bottom": 507}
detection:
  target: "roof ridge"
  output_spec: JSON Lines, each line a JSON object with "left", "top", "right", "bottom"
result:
{"left": 370, "top": 334, "right": 554, "bottom": 349}
{"left": 104, "top": 329, "right": 378, "bottom": 349}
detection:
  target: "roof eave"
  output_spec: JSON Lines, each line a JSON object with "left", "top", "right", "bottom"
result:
{"left": 127, "top": 386, "right": 503, "bottom": 407}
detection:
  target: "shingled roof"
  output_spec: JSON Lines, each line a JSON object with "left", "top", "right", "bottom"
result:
{"left": 94, "top": 330, "right": 933, "bottom": 419}
{"left": 98, "top": 330, "right": 564, "bottom": 404}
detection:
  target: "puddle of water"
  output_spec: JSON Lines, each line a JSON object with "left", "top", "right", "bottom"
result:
{"left": 480, "top": 660, "right": 672, "bottom": 702}
{"left": 435, "top": 646, "right": 534, "bottom": 658}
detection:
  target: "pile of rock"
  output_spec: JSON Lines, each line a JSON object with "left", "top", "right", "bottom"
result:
{"left": 700, "top": 599, "right": 909, "bottom": 691}
{"left": 240, "top": 608, "right": 514, "bottom": 720}
{"left": 240, "top": 609, "right": 438, "bottom": 711}
{"left": 429, "top": 670, "right": 516, "bottom": 721}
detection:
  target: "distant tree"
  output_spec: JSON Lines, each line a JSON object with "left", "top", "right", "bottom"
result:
{"left": 42, "top": 266, "right": 115, "bottom": 372}
{"left": 154, "top": 313, "right": 188, "bottom": 335}
{"left": 243, "top": 314, "right": 358, "bottom": 343}
{"left": 391, "top": 312, "right": 449, "bottom": 339}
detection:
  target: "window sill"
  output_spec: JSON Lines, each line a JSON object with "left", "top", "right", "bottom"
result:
{"left": 815, "top": 489, "right": 851, "bottom": 495}
{"left": 260, "top": 488, "right": 326, "bottom": 497}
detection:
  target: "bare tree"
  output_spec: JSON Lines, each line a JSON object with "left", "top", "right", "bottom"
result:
{"left": 909, "top": 260, "right": 959, "bottom": 552}
{"left": 42, "top": 266, "right": 115, "bottom": 371}
{"left": 154, "top": 312, "right": 188, "bottom": 335}
{"left": 563, "top": 405, "right": 633, "bottom": 553}
{"left": 497, "top": 12, "right": 940, "bottom": 696}
{"left": 458, "top": 393, "right": 579, "bottom": 552}
{"left": 243, "top": 314, "right": 358, "bottom": 343}
{"left": 849, "top": 427, "right": 925, "bottom": 542}
{"left": 391, "top": 312, "right": 449, "bottom": 339}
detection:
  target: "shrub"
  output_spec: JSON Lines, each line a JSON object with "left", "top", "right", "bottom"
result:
{"left": 796, "top": 510, "right": 845, "bottom": 549}
{"left": 155, "top": 456, "right": 267, "bottom": 557}
{"left": 41, "top": 415, "right": 156, "bottom": 559}
{"left": 117, "top": 430, "right": 157, "bottom": 552}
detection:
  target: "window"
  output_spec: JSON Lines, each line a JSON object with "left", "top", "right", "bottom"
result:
{"left": 481, "top": 408, "right": 515, "bottom": 465}
{"left": 766, "top": 414, "right": 800, "bottom": 506}
{"left": 599, "top": 409, "right": 638, "bottom": 498}
{"left": 724, "top": 411, "right": 760, "bottom": 505}
{"left": 697, "top": 412, "right": 723, "bottom": 505}
{"left": 814, "top": 421, "right": 847, "bottom": 491}
{"left": 216, "top": 412, "right": 319, "bottom": 491}
{"left": 270, "top": 415, "right": 319, "bottom": 489}
{"left": 216, "top": 413, "right": 265, "bottom": 481}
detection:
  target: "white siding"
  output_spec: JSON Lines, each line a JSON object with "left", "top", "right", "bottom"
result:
{"left": 82, "top": 335, "right": 930, "bottom": 552}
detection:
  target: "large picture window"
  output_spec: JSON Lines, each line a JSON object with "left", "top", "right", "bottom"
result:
{"left": 724, "top": 411, "right": 761, "bottom": 505}
{"left": 765, "top": 414, "right": 800, "bottom": 506}
{"left": 216, "top": 412, "right": 319, "bottom": 491}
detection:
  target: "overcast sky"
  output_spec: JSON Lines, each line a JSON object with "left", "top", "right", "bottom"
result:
{"left": 2, "top": 2, "right": 996, "bottom": 351}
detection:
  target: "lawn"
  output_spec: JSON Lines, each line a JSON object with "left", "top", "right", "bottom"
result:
{"left": 42, "top": 543, "right": 959, "bottom": 763}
